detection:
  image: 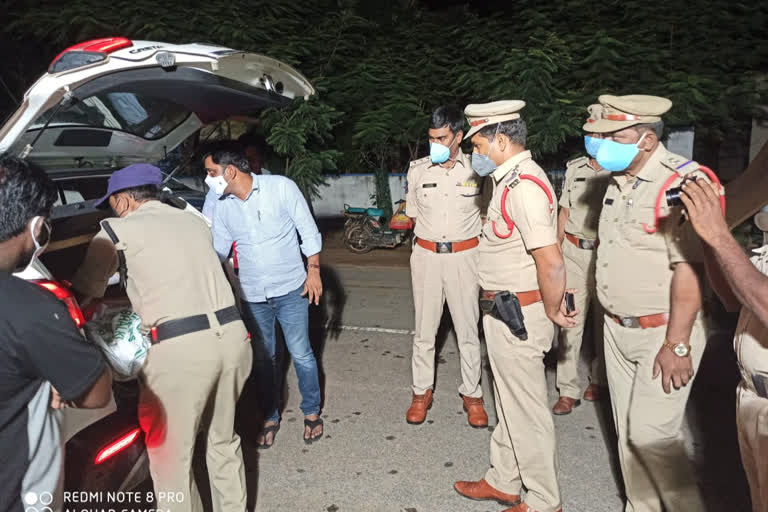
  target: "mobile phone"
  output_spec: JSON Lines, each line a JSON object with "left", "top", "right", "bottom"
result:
{"left": 565, "top": 292, "right": 575, "bottom": 314}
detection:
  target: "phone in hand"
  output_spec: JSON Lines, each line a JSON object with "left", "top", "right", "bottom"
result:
{"left": 564, "top": 292, "right": 575, "bottom": 314}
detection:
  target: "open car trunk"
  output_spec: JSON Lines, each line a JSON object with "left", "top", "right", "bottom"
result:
{"left": 0, "top": 46, "right": 314, "bottom": 260}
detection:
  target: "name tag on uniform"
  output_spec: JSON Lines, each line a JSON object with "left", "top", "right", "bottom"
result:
{"left": 575, "top": 177, "right": 586, "bottom": 182}
{"left": 422, "top": 183, "right": 437, "bottom": 188}
{"left": 604, "top": 198, "right": 614, "bottom": 205}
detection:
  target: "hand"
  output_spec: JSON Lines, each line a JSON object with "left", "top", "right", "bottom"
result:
{"left": 50, "top": 386, "right": 70, "bottom": 409}
{"left": 550, "top": 288, "right": 579, "bottom": 328}
{"left": 652, "top": 342, "right": 695, "bottom": 394}
{"left": 302, "top": 268, "right": 323, "bottom": 306}
{"left": 680, "top": 178, "right": 728, "bottom": 246}
{"left": 549, "top": 291, "right": 579, "bottom": 328}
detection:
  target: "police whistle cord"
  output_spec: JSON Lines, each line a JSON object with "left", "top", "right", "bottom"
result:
{"left": 493, "top": 174, "right": 555, "bottom": 239}
{"left": 642, "top": 164, "right": 726, "bottom": 234}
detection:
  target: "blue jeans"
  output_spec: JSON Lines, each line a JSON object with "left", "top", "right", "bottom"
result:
{"left": 240, "top": 286, "right": 321, "bottom": 423}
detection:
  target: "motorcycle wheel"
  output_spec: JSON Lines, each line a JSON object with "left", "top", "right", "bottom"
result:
{"left": 345, "top": 223, "right": 373, "bottom": 253}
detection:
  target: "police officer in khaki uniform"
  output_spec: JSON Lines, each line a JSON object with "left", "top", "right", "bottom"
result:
{"left": 553, "top": 105, "right": 611, "bottom": 415}
{"left": 591, "top": 95, "right": 708, "bottom": 512}
{"left": 71, "top": 164, "right": 251, "bottom": 512}
{"left": 454, "top": 101, "right": 575, "bottom": 512}
{"left": 680, "top": 183, "right": 768, "bottom": 512}
{"left": 405, "top": 105, "right": 489, "bottom": 427}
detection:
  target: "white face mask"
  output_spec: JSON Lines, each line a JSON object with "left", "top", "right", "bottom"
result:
{"left": 16, "top": 216, "right": 51, "bottom": 272}
{"left": 205, "top": 174, "right": 229, "bottom": 196}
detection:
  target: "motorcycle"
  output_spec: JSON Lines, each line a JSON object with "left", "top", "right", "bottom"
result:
{"left": 343, "top": 200, "right": 413, "bottom": 253}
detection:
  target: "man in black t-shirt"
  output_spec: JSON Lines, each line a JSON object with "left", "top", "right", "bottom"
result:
{"left": 0, "top": 154, "right": 112, "bottom": 512}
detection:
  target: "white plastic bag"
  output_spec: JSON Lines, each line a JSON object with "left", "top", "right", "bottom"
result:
{"left": 85, "top": 310, "right": 149, "bottom": 381}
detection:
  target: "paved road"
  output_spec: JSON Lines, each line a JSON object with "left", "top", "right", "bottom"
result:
{"left": 215, "top": 261, "right": 752, "bottom": 512}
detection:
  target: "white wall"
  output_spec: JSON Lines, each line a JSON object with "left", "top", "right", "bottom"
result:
{"left": 312, "top": 173, "right": 407, "bottom": 218}
{"left": 176, "top": 173, "right": 407, "bottom": 219}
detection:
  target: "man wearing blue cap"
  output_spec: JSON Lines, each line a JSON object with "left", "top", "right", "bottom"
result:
{"left": 71, "top": 164, "right": 251, "bottom": 512}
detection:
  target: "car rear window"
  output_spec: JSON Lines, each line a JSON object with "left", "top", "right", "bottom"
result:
{"left": 30, "top": 92, "right": 190, "bottom": 141}
{"left": 53, "top": 177, "right": 108, "bottom": 206}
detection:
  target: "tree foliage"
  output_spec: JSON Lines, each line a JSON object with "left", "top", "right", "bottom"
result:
{"left": 1, "top": 0, "right": 766, "bottom": 201}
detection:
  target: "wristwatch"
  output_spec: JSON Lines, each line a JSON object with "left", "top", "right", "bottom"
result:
{"left": 664, "top": 340, "right": 691, "bottom": 357}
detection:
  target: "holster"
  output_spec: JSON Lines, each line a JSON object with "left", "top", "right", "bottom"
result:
{"left": 480, "top": 291, "right": 528, "bottom": 341}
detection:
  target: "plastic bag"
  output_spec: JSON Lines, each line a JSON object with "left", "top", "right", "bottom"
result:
{"left": 85, "top": 310, "right": 149, "bottom": 381}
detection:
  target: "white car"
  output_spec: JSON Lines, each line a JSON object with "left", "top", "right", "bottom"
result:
{"left": 0, "top": 36, "right": 314, "bottom": 502}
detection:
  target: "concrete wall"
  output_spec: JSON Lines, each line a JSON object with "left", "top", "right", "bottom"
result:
{"left": 312, "top": 174, "right": 407, "bottom": 218}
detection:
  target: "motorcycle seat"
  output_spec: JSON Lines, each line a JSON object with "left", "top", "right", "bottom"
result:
{"left": 366, "top": 208, "right": 386, "bottom": 218}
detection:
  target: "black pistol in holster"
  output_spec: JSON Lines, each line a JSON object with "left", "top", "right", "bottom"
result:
{"left": 480, "top": 291, "right": 528, "bottom": 341}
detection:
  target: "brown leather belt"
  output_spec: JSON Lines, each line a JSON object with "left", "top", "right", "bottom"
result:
{"left": 566, "top": 233, "right": 599, "bottom": 250}
{"left": 608, "top": 312, "right": 668, "bottom": 329}
{"left": 416, "top": 237, "right": 479, "bottom": 254}
{"left": 481, "top": 289, "right": 542, "bottom": 307}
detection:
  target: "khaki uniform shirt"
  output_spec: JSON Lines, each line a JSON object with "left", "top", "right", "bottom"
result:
{"left": 479, "top": 150, "right": 558, "bottom": 291}
{"left": 596, "top": 144, "right": 705, "bottom": 317}
{"left": 71, "top": 200, "right": 236, "bottom": 328}
{"left": 734, "top": 245, "right": 768, "bottom": 391}
{"left": 406, "top": 151, "right": 487, "bottom": 242}
{"left": 559, "top": 156, "right": 611, "bottom": 240}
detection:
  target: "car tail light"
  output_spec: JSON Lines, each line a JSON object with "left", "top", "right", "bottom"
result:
{"left": 49, "top": 37, "right": 133, "bottom": 73}
{"left": 34, "top": 280, "right": 86, "bottom": 328}
{"left": 94, "top": 428, "right": 141, "bottom": 465}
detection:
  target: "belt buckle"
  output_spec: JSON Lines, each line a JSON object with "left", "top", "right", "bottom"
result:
{"left": 620, "top": 316, "right": 639, "bottom": 328}
{"left": 436, "top": 242, "right": 452, "bottom": 254}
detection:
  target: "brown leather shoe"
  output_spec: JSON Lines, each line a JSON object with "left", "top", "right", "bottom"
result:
{"left": 406, "top": 389, "right": 433, "bottom": 424}
{"left": 582, "top": 383, "right": 604, "bottom": 402}
{"left": 502, "top": 503, "right": 562, "bottom": 512}
{"left": 461, "top": 394, "right": 489, "bottom": 428}
{"left": 454, "top": 478, "right": 520, "bottom": 506}
{"left": 552, "top": 396, "right": 581, "bottom": 415}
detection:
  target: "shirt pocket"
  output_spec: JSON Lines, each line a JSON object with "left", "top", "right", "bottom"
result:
{"left": 455, "top": 184, "right": 481, "bottom": 212}
{"left": 622, "top": 204, "right": 664, "bottom": 251}
{"left": 251, "top": 209, "right": 286, "bottom": 242}
{"left": 420, "top": 182, "right": 439, "bottom": 197}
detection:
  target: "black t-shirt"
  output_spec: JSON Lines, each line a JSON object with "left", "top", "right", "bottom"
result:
{"left": 0, "top": 271, "right": 105, "bottom": 512}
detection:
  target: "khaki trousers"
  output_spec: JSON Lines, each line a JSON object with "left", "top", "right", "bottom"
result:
{"left": 484, "top": 303, "right": 561, "bottom": 512}
{"left": 556, "top": 240, "right": 605, "bottom": 398}
{"left": 138, "top": 318, "right": 252, "bottom": 512}
{"left": 737, "top": 383, "right": 768, "bottom": 512}
{"left": 410, "top": 244, "right": 482, "bottom": 397}
{"left": 603, "top": 315, "right": 705, "bottom": 512}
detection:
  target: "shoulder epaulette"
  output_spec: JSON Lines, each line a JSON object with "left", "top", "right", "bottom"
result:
{"left": 409, "top": 156, "right": 431, "bottom": 168}
{"left": 660, "top": 153, "right": 700, "bottom": 176}
{"left": 502, "top": 165, "right": 522, "bottom": 189}
{"left": 566, "top": 155, "right": 589, "bottom": 168}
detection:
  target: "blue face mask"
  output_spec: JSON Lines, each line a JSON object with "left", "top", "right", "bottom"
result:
{"left": 430, "top": 134, "right": 458, "bottom": 164}
{"left": 584, "top": 136, "right": 603, "bottom": 158}
{"left": 430, "top": 142, "right": 450, "bottom": 164}
{"left": 471, "top": 126, "right": 500, "bottom": 176}
{"left": 595, "top": 133, "right": 647, "bottom": 173}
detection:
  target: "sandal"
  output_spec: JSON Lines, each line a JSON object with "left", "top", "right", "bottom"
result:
{"left": 303, "top": 417, "right": 324, "bottom": 444}
{"left": 257, "top": 423, "right": 280, "bottom": 449}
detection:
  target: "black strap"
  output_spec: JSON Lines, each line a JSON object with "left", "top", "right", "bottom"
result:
{"left": 153, "top": 306, "right": 241, "bottom": 343}
{"left": 101, "top": 220, "right": 127, "bottom": 289}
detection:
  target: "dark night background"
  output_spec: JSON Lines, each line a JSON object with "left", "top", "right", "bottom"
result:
{"left": 1, "top": 0, "right": 766, "bottom": 192}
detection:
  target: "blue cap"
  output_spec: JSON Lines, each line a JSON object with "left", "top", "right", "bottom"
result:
{"left": 95, "top": 164, "right": 163, "bottom": 207}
